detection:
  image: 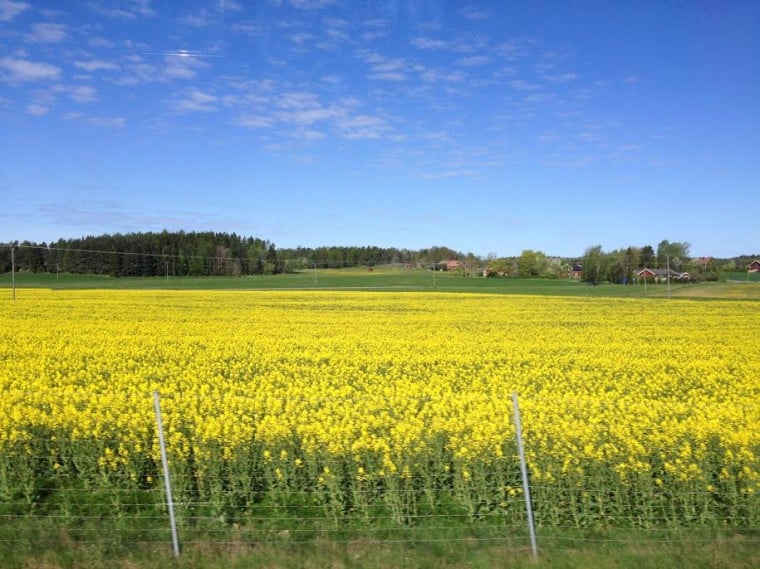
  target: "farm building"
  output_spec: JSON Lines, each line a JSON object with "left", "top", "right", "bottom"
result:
{"left": 636, "top": 268, "right": 691, "bottom": 282}
{"left": 749, "top": 260, "right": 760, "bottom": 273}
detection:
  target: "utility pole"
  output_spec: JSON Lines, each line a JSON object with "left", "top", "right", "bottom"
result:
{"left": 666, "top": 255, "right": 671, "bottom": 299}
{"left": 11, "top": 243, "right": 16, "bottom": 301}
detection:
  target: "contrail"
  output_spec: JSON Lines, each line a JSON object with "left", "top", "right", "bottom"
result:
{"left": 143, "top": 49, "right": 222, "bottom": 58}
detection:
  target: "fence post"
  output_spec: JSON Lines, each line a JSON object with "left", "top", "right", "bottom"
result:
{"left": 153, "top": 391, "right": 180, "bottom": 557}
{"left": 512, "top": 392, "right": 538, "bottom": 558}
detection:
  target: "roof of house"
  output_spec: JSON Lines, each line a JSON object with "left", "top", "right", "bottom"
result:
{"left": 636, "top": 268, "right": 683, "bottom": 277}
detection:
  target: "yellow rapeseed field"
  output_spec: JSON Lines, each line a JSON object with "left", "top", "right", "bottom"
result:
{"left": 0, "top": 289, "right": 758, "bottom": 527}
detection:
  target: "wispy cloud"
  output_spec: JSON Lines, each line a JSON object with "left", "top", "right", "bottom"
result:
{"left": 415, "top": 168, "right": 478, "bottom": 180}
{"left": 543, "top": 72, "right": 577, "bottom": 83}
{"left": 228, "top": 82, "right": 398, "bottom": 143}
{"left": 89, "top": 36, "right": 115, "bottom": 48}
{"left": 542, "top": 154, "right": 594, "bottom": 168}
{"left": 270, "top": 0, "right": 335, "bottom": 9}
{"left": 361, "top": 18, "right": 388, "bottom": 41}
{"left": 63, "top": 112, "right": 126, "bottom": 127}
{"left": 171, "top": 87, "right": 218, "bottom": 112}
{"left": 180, "top": 9, "right": 213, "bottom": 28}
{"left": 455, "top": 55, "right": 490, "bottom": 67}
{"left": 26, "top": 22, "right": 67, "bottom": 43}
{"left": 496, "top": 39, "right": 532, "bottom": 61}
{"left": 64, "top": 85, "right": 98, "bottom": 103}
{"left": 218, "top": 0, "right": 242, "bottom": 11}
{"left": 0, "top": 56, "right": 61, "bottom": 82}
{"left": 510, "top": 79, "right": 541, "bottom": 91}
{"left": 115, "top": 53, "right": 207, "bottom": 85}
{"left": 230, "top": 21, "right": 264, "bottom": 36}
{"left": 459, "top": 6, "right": 490, "bottom": 21}
{"left": 534, "top": 62, "right": 577, "bottom": 83}
{"left": 362, "top": 52, "right": 411, "bottom": 82}
{"left": 410, "top": 37, "right": 449, "bottom": 50}
{"left": 163, "top": 54, "right": 207, "bottom": 79}
{"left": 74, "top": 59, "right": 119, "bottom": 72}
{"left": 88, "top": 0, "right": 155, "bottom": 20}
{"left": 37, "top": 200, "right": 218, "bottom": 233}
{"left": 235, "top": 115, "right": 275, "bottom": 128}
{"left": 336, "top": 114, "right": 393, "bottom": 140}
{"left": 411, "top": 34, "right": 488, "bottom": 53}
{"left": 26, "top": 103, "right": 49, "bottom": 115}
{"left": 0, "top": 0, "right": 28, "bottom": 22}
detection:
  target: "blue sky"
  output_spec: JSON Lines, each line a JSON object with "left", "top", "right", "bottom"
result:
{"left": 1, "top": 0, "right": 758, "bottom": 258}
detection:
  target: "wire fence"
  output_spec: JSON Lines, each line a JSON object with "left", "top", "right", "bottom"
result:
{"left": 1, "top": 391, "right": 758, "bottom": 561}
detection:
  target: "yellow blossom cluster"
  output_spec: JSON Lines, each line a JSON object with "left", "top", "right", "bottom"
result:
{"left": 0, "top": 289, "right": 757, "bottom": 526}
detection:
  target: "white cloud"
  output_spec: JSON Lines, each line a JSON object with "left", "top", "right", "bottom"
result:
{"left": 411, "top": 37, "right": 449, "bottom": 50}
{"left": 235, "top": 115, "right": 275, "bottom": 128}
{"left": 363, "top": 52, "right": 410, "bottom": 82}
{"left": 26, "top": 103, "right": 49, "bottom": 115}
{"left": 0, "top": 0, "right": 28, "bottom": 21}
{"left": 74, "top": 59, "right": 118, "bottom": 72}
{"left": 88, "top": 115, "right": 125, "bottom": 127}
{"left": 218, "top": 0, "right": 242, "bottom": 11}
{"left": 273, "top": 92, "right": 349, "bottom": 125}
{"left": 522, "top": 93, "right": 556, "bottom": 105}
{"left": 496, "top": 39, "right": 531, "bottom": 61}
{"left": 337, "top": 114, "right": 391, "bottom": 140}
{"left": 455, "top": 55, "right": 490, "bottom": 67}
{"left": 172, "top": 88, "right": 218, "bottom": 112}
{"left": 63, "top": 112, "right": 125, "bottom": 127}
{"left": 290, "top": 32, "right": 313, "bottom": 45}
{"left": 0, "top": 56, "right": 61, "bottom": 82}
{"left": 361, "top": 18, "right": 388, "bottom": 41}
{"left": 459, "top": 6, "right": 490, "bottom": 21}
{"left": 293, "top": 127, "right": 326, "bottom": 140}
{"left": 510, "top": 79, "right": 540, "bottom": 91}
{"left": 163, "top": 55, "right": 207, "bottom": 80}
{"left": 180, "top": 10, "right": 212, "bottom": 27}
{"left": 27, "top": 22, "right": 67, "bottom": 43}
{"left": 542, "top": 72, "right": 578, "bottom": 83}
{"left": 280, "top": 0, "right": 335, "bottom": 9}
{"left": 421, "top": 69, "right": 467, "bottom": 84}
{"left": 68, "top": 85, "right": 98, "bottom": 103}
{"left": 115, "top": 56, "right": 156, "bottom": 85}
{"left": 88, "top": 0, "right": 155, "bottom": 20}
{"left": 89, "top": 36, "right": 115, "bottom": 48}
{"left": 230, "top": 22, "right": 263, "bottom": 35}
{"left": 49, "top": 84, "right": 98, "bottom": 103}
{"left": 115, "top": 53, "right": 206, "bottom": 85}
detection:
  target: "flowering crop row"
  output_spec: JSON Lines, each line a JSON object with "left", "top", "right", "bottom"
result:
{"left": 0, "top": 289, "right": 758, "bottom": 527}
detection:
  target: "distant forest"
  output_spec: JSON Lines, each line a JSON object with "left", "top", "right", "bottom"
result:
{"left": 0, "top": 231, "right": 471, "bottom": 277}
{"left": 0, "top": 231, "right": 756, "bottom": 281}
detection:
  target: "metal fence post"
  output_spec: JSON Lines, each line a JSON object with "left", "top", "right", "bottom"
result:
{"left": 512, "top": 392, "right": 538, "bottom": 558}
{"left": 153, "top": 391, "right": 180, "bottom": 557}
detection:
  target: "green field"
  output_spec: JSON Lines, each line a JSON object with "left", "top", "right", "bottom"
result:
{"left": 3, "top": 267, "right": 759, "bottom": 299}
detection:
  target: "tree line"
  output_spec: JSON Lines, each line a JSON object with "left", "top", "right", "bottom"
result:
{"left": 1, "top": 232, "right": 755, "bottom": 281}
{"left": 0, "top": 232, "right": 472, "bottom": 277}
